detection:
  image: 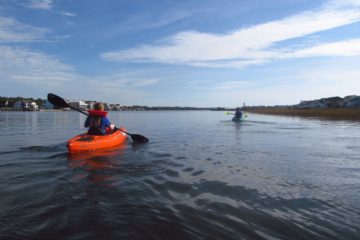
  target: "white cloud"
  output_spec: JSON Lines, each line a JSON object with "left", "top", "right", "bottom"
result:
{"left": 0, "top": 46, "right": 160, "bottom": 86}
{"left": 202, "top": 76, "right": 360, "bottom": 107}
{"left": 84, "top": 75, "right": 159, "bottom": 89}
{"left": 60, "top": 11, "right": 76, "bottom": 17}
{"left": 103, "top": 9, "right": 197, "bottom": 38}
{"left": 0, "top": 17, "right": 48, "bottom": 42}
{"left": 63, "top": 74, "right": 159, "bottom": 104}
{"left": 286, "top": 39, "right": 360, "bottom": 58}
{"left": 101, "top": 1, "right": 360, "bottom": 68}
{"left": 193, "top": 80, "right": 253, "bottom": 91}
{"left": 0, "top": 46, "right": 159, "bottom": 104}
{"left": 26, "top": 0, "right": 53, "bottom": 10}
{"left": 328, "top": 0, "right": 360, "bottom": 8}
{"left": 0, "top": 46, "right": 76, "bottom": 84}
{"left": 130, "top": 78, "right": 159, "bottom": 88}
{"left": 199, "top": 58, "right": 360, "bottom": 106}
{"left": 253, "top": 68, "right": 360, "bottom": 105}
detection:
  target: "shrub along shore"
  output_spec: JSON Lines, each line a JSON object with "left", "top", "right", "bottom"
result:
{"left": 246, "top": 108, "right": 360, "bottom": 121}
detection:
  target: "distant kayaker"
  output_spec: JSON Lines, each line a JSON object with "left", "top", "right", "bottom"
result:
{"left": 234, "top": 107, "right": 242, "bottom": 119}
{"left": 84, "top": 102, "right": 115, "bottom": 135}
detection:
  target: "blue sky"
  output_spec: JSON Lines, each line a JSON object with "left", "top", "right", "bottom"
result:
{"left": 1, "top": 0, "right": 360, "bottom": 107}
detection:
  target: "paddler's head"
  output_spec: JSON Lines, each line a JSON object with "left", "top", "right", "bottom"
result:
{"left": 94, "top": 102, "right": 105, "bottom": 111}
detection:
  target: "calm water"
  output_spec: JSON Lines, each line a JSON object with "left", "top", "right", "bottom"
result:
{"left": 1, "top": 111, "right": 360, "bottom": 240}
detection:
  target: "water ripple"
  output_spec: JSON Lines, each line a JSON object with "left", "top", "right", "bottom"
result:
{"left": 1, "top": 111, "right": 360, "bottom": 239}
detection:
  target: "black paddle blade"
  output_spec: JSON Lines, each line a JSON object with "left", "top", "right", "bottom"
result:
{"left": 47, "top": 93, "right": 70, "bottom": 108}
{"left": 130, "top": 134, "right": 149, "bottom": 143}
{"left": 115, "top": 128, "right": 149, "bottom": 143}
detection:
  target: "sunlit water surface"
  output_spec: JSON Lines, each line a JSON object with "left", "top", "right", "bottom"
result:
{"left": 0, "top": 111, "right": 359, "bottom": 239}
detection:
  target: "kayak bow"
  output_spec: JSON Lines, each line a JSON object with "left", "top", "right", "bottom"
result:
{"left": 232, "top": 117, "right": 242, "bottom": 122}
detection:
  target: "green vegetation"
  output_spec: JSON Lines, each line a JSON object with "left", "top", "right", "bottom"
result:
{"left": 246, "top": 108, "right": 360, "bottom": 120}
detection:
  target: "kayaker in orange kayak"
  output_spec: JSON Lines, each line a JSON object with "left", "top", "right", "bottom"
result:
{"left": 85, "top": 102, "right": 115, "bottom": 135}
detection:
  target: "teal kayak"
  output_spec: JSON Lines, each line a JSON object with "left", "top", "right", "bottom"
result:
{"left": 232, "top": 116, "right": 242, "bottom": 122}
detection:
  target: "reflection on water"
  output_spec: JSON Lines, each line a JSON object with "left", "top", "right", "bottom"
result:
{"left": 0, "top": 111, "right": 360, "bottom": 239}
{"left": 68, "top": 147, "right": 126, "bottom": 186}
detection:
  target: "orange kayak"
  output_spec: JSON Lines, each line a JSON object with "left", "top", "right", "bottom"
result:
{"left": 67, "top": 128, "right": 127, "bottom": 154}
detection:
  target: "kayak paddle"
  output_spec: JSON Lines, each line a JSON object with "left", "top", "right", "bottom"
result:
{"left": 225, "top": 111, "right": 248, "bottom": 118}
{"left": 47, "top": 93, "right": 149, "bottom": 143}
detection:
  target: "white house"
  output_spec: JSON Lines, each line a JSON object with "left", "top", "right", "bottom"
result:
{"left": 14, "top": 100, "right": 39, "bottom": 110}
{"left": 68, "top": 100, "right": 88, "bottom": 111}
{"left": 29, "top": 102, "right": 39, "bottom": 110}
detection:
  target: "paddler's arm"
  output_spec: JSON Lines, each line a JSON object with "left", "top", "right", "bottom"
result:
{"left": 84, "top": 116, "right": 90, "bottom": 127}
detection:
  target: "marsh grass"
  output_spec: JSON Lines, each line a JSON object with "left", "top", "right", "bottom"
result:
{"left": 246, "top": 108, "right": 360, "bottom": 121}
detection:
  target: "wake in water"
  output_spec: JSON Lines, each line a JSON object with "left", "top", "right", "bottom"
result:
{"left": 20, "top": 144, "right": 67, "bottom": 152}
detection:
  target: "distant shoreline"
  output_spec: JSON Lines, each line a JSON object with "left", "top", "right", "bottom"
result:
{"left": 0, "top": 108, "right": 65, "bottom": 112}
{"left": 246, "top": 108, "right": 360, "bottom": 120}
{"left": 0, "top": 108, "right": 230, "bottom": 112}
